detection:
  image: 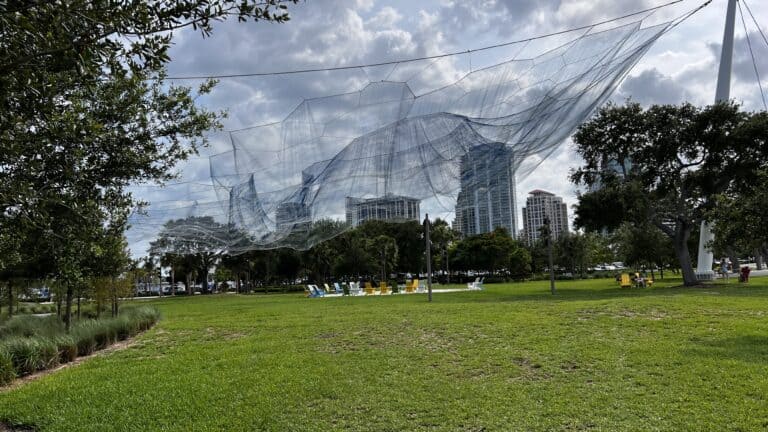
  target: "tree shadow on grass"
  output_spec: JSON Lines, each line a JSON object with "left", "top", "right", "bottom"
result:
{"left": 683, "top": 335, "right": 768, "bottom": 364}
{"left": 437, "top": 280, "right": 768, "bottom": 305}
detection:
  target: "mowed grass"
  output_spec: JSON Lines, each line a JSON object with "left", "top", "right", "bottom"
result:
{"left": 2, "top": 277, "right": 768, "bottom": 431}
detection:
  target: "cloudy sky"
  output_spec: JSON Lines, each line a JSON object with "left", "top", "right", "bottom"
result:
{"left": 127, "top": 0, "right": 768, "bottom": 255}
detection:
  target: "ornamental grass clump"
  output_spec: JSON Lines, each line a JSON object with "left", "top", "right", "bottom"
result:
{"left": 53, "top": 334, "right": 78, "bottom": 363}
{"left": 125, "top": 306, "right": 161, "bottom": 332}
{"left": 0, "top": 305, "right": 159, "bottom": 384}
{"left": 70, "top": 321, "right": 99, "bottom": 356}
{"left": 0, "top": 349, "right": 14, "bottom": 385}
{"left": 2, "top": 336, "right": 58, "bottom": 375}
{"left": 0, "top": 315, "right": 64, "bottom": 339}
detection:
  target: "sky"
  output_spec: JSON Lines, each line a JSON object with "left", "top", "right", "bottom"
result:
{"left": 126, "top": 0, "right": 768, "bottom": 256}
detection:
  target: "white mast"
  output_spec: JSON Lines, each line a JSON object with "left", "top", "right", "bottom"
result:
{"left": 696, "top": 0, "right": 737, "bottom": 280}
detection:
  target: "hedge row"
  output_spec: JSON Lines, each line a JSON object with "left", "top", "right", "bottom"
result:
{"left": 0, "top": 306, "right": 160, "bottom": 385}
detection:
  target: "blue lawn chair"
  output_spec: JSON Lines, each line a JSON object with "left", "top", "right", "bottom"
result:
{"left": 306, "top": 284, "right": 324, "bottom": 298}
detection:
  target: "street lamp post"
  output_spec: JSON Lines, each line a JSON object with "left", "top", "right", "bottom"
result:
{"left": 544, "top": 216, "right": 556, "bottom": 295}
{"left": 424, "top": 213, "right": 433, "bottom": 302}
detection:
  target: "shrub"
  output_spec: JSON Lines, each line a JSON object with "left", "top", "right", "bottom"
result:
{"left": 2, "top": 336, "right": 58, "bottom": 375}
{"left": 70, "top": 323, "right": 98, "bottom": 356}
{"left": 0, "top": 306, "right": 160, "bottom": 385}
{"left": 0, "top": 349, "right": 15, "bottom": 385}
{"left": 123, "top": 306, "right": 161, "bottom": 333}
{"left": 53, "top": 335, "right": 77, "bottom": 363}
{"left": 0, "top": 315, "right": 64, "bottom": 339}
{"left": 112, "top": 316, "right": 132, "bottom": 341}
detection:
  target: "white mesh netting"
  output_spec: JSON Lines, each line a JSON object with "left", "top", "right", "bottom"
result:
{"left": 128, "top": 12, "right": 682, "bottom": 254}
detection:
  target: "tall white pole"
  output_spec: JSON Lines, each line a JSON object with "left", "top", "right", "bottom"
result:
{"left": 696, "top": 0, "right": 737, "bottom": 280}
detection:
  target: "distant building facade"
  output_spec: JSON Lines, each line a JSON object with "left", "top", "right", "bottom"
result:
{"left": 521, "top": 189, "right": 568, "bottom": 244}
{"left": 275, "top": 202, "right": 310, "bottom": 231}
{"left": 453, "top": 143, "right": 518, "bottom": 237}
{"left": 345, "top": 193, "right": 420, "bottom": 227}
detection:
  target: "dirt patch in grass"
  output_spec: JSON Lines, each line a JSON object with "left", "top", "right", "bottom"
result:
{"left": 0, "top": 422, "right": 35, "bottom": 431}
{"left": 577, "top": 308, "right": 671, "bottom": 320}
{"left": 200, "top": 327, "right": 246, "bottom": 341}
{"left": 315, "top": 327, "right": 464, "bottom": 356}
{"left": 510, "top": 356, "right": 551, "bottom": 381}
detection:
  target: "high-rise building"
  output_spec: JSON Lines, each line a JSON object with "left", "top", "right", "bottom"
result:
{"left": 275, "top": 202, "right": 310, "bottom": 231}
{"left": 453, "top": 143, "right": 517, "bottom": 237}
{"left": 521, "top": 190, "right": 568, "bottom": 244}
{"left": 345, "top": 193, "right": 420, "bottom": 227}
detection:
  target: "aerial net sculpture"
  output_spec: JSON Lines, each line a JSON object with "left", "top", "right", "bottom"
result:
{"left": 129, "top": 5, "right": 701, "bottom": 255}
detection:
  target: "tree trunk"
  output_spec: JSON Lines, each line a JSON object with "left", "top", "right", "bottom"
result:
{"left": 64, "top": 285, "right": 73, "bottom": 332}
{"left": 755, "top": 250, "right": 763, "bottom": 270}
{"left": 727, "top": 247, "right": 740, "bottom": 275}
{"left": 672, "top": 225, "right": 697, "bottom": 286}
{"left": 76, "top": 293, "right": 81, "bottom": 319}
{"left": 6, "top": 281, "right": 12, "bottom": 317}
{"left": 171, "top": 268, "right": 176, "bottom": 296}
{"left": 445, "top": 248, "right": 450, "bottom": 284}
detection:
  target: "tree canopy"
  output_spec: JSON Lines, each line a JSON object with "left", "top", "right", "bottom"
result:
{"left": 571, "top": 101, "right": 768, "bottom": 285}
{"left": 0, "top": 1, "right": 299, "bottom": 324}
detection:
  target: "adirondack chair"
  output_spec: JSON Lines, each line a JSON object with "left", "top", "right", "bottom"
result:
{"left": 405, "top": 279, "right": 418, "bottom": 293}
{"left": 364, "top": 282, "right": 376, "bottom": 295}
{"left": 379, "top": 281, "right": 391, "bottom": 295}
{"left": 349, "top": 282, "right": 362, "bottom": 296}
{"left": 620, "top": 273, "right": 632, "bottom": 289}
{"left": 467, "top": 277, "right": 480, "bottom": 290}
{"left": 306, "top": 284, "right": 324, "bottom": 297}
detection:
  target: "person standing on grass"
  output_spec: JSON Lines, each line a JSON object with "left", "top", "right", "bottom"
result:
{"left": 721, "top": 258, "right": 730, "bottom": 282}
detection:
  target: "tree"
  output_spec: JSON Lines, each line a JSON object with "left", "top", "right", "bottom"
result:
{"left": 1, "top": 1, "right": 299, "bottom": 321}
{"left": 430, "top": 218, "right": 458, "bottom": 282}
{"left": 611, "top": 222, "right": 675, "bottom": 278}
{"left": 707, "top": 168, "right": 768, "bottom": 268}
{"left": 451, "top": 228, "right": 530, "bottom": 279}
{"left": 571, "top": 102, "right": 768, "bottom": 286}
{"left": 554, "top": 233, "right": 589, "bottom": 277}
{"left": 150, "top": 216, "right": 231, "bottom": 294}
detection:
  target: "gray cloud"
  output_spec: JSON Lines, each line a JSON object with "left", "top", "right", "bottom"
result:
{"left": 125, "top": 1, "right": 768, "bottom": 255}
{"left": 617, "top": 68, "right": 691, "bottom": 106}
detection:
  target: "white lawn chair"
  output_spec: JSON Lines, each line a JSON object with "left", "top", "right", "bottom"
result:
{"left": 416, "top": 281, "right": 426, "bottom": 293}
{"left": 349, "top": 282, "right": 362, "bottom": 296}
{"left": 333, "top": 282, "right": 344, "bottom": 294}
{"left": 467, "top": 277, "right": 480, "bottom": 290}
{"left": 476, "top": 277, "right": 485, "bottom": 290}
{"left": 306, "top": 284, "right": 324, "bottom": 297}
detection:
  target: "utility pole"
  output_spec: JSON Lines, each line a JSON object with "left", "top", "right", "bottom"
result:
{"left": 424, "top": 213, "right": 433, "bottom": 302}
{"left": 696, "top": 0, "right": 736, "bottom": 281}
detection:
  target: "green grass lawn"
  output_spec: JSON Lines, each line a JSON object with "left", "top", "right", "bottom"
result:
{"left": 2, "top": 277, "right": 768, "bottom": 431}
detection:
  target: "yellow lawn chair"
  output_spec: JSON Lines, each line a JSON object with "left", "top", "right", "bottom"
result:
{"left": 379, "top": 281, "right": 391, "bottom": 295}
{"left": 364, "top": 282, "right": 376, "bottom": 295}
{"left": 620, "top": 273, "right": 632, "bottom": 289}
{"left": 404, "top": 280, "right": 415, "bottom": 293}
{"left": 406, "top": 278, "right": 420, "bottom": 293}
